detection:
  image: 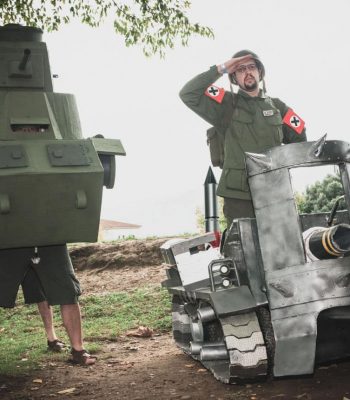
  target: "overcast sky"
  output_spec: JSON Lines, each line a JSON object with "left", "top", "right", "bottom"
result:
{"left": 44, "top": 0, "right": 350, "bottom": 237}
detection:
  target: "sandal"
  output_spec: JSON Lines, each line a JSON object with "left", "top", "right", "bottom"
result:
{"left": 70, "top": 348, "right": 97, "bottom": 366}
{"left": 47, "top": 339, "right": 66, "bottom": 352}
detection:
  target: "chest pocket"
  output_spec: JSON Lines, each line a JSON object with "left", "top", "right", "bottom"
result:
{"left": 230, "top": 108, "right": 254, "bottom": 145}
{"left": 231, "top": 105, "right": 283, "bottom": 149}
{"left": 231, "top": 108, "right": 253, "bottom": 124}
{"left": 261, "top": 108, "right": 283, "bottom": 144}
{"left": 263, "top": 110, "right": 282, "bottom": 125}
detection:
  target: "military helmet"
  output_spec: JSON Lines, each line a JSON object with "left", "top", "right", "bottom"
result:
{"left": 229, "top": 49, "right": 265, "bottom": 84}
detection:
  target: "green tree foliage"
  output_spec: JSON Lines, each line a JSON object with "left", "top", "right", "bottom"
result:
{"left": 297, "top": 174, "right": 345, "bottom": 213}
{"left": 0, "top": 0, "right": 213, "bottom": 56}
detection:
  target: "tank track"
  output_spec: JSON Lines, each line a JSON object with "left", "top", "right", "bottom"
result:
{"left": 171, "top": 295, "right": 269, "bottom": 384}
{"left": 172, "top": 294, "right": 192, "bottom": 353}
{"left": 219, "top": 312, "right": 268, "bottom": 383}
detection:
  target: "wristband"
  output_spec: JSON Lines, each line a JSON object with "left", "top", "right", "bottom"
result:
{"left": 220, "top": 63, "right": 228, "bottom": 74}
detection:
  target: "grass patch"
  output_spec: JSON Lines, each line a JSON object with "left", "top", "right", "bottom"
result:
{"left": 0, "top": 300, "right": 67, "bottom": 376}
{"left": 0, "top": 286, "right": 171, "bottom": 376}
{"left": 81, "top": 286, "right": 172, "bottom": 339}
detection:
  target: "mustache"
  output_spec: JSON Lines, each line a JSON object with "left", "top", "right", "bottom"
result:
{"left": 245, "top": 74, "right": 255, "bottom": 81}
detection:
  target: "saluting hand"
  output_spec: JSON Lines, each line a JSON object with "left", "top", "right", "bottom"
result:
{"left": 218, "top": 54, "right": 253, "bottom": 75}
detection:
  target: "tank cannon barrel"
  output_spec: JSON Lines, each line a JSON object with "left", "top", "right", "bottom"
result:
{"left": 18, "top": 48, "right": 31, "bottom": 70}
{"left": 303, "top": 224, "right": 350, "bottom": 261}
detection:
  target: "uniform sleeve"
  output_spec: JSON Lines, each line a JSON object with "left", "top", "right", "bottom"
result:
{"left": 179, "top": 66, "right": 232, "bottom": 131}
{"left": 272, "top": 98, "right": 307, "bottom": 143}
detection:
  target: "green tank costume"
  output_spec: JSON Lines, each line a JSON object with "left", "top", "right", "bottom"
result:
{"left": 180, "top": 65, "right": 307, "bottom": 224}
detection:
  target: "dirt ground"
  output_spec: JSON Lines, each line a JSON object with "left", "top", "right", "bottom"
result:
{"left": 1, "top": 239, "right": 350, "bottom": 400}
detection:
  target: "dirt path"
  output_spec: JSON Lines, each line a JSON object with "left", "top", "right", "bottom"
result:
{"left": 2, "top": 331, "right": 350, "bottom": 400}
{"left": 1, "top": 240, "right": 350, "bottom": 400}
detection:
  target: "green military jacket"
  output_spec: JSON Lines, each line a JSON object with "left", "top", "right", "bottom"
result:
{"left": 179, "top": 66, "right": 307, "bottom": 200}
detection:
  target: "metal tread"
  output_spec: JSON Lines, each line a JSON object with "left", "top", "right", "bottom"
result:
{"left": 222, "top": 319, "right": 261, "bottom": 337}
{"left": 225, "top": 331, "right": 265, "bottom": 351}
{"left": 219, "top": 312, "right": 268, "bottom": 382}
{"left": 171, "top": 295, "right": 269, "bottom": 384}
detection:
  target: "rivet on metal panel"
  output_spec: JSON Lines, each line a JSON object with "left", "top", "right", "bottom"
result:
{"left": 0, "top": 193, "right": 10, "bottom": 214}
{"left": 75, "top": 190, "right": 87, "bottom": 209}
{"left": 53, "top": 149, "right": 63, "bottom": 158}
{"left": 11, "top": 150, "right": 22, "bottom": 159}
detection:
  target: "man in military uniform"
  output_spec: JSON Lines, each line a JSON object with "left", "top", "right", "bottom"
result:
{"left": 180, "top": 50, "right": 307, "bottom": 227}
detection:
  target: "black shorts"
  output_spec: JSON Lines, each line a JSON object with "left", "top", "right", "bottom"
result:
{"left": 21, "top": 267, "right": 46, "bottom": 304}
{"left": 0, "top": 245, "right": 81, "bottom": 308}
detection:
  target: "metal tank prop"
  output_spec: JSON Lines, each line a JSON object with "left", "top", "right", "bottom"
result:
{"left": 0, "top": 24, "right": 125, "bottom": 248}
{"left": 161, "top": 136, "right": 350, "bottom": 383}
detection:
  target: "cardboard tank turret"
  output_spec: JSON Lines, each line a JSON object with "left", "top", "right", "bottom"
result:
{"left": 0, "top": 24, "right": 125, "bottom": 248}
{"left": 161, "top": 136, "right": 350, "bottom": 383}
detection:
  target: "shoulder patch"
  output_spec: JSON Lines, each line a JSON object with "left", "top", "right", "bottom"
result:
{"left": 283, "top": 109, "right": 305, "bottom": 134}
{"left": 205, "top": 85, "right": 225, "bottom": 104}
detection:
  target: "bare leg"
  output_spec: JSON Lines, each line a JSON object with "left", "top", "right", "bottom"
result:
{"left": 60, "top": 303, "right": 95, "bottom": 365}
{"left": 37, "top": 300, "right": 57, "bottom": 342}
